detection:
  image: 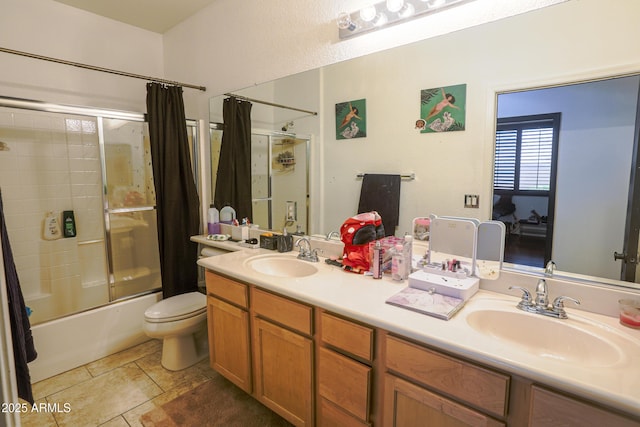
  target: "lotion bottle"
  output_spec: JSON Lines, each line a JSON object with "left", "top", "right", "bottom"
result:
{"left": 372, "top": 241, "right": 383, "bottom": 279}
{"left": 43, "top": 211, "right": 62, "bottom": 240}
{"left": 207, "top": 204, "right": 220, "bottom": 234}
{"left": 392, "top": 244, "right": 405, "bottom": 281}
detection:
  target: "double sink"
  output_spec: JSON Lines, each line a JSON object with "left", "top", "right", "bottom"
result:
{"left": 243, "top": 253, "right": 640, "bottom": 369}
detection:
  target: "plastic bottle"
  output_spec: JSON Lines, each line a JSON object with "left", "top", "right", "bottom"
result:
{"left": 392, "top": 244, "right": 405, "bottom": 281}
{"left": 403, "top": 233, "right": 413, "bottom": 278}
{"left": 207, "top": 204, "right": 220, "bottom": 234}
{"left": 372, "top": 241, "right": 383, "bottom": 279}
{"left": 43, "top": 211, "right": 61, "bottom": 240}
{"left": 62, "top": 210, "right": 76, "bottom": 238}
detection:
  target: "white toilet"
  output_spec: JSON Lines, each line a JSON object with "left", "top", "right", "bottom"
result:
{"left": 143, "top": 291, "right": 208, "bottom": 371}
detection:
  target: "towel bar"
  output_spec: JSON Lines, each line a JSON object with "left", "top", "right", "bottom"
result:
{"left": 356, "top": 173, "right": 415, "bottom": 180}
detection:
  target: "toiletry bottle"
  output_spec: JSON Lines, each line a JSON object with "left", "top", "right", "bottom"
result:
{"left": 372, "top": 241, "right": 383, "bottom": 279}
{"left": 207, "top": 204, "right": 220, "bottom": 234}
{"left": 403, "top": 233, "right": 413, "bottom": 278}
{"left": 62, "top": 210, "right": 76, "bottom": 238}
{"left": 43, "top": 211, "right": 62, "bottom": 240}
{"left": 392, "top": 244, "right": 405, "bottom": 281}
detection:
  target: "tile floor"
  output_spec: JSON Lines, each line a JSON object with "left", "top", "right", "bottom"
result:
{"left": 20, "top": 339, "right": 216, "bottom": 427}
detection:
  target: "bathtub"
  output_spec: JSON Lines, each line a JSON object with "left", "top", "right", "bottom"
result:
{"left": 28, "top": 292, "right": 161, "bottom": 383}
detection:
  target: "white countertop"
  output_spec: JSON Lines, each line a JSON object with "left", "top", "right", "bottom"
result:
{"left": 197, "top": 246, "right": 640, "bottom": 418}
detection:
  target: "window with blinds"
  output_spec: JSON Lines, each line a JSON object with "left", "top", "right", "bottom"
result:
{"left": 494, "top": 114, "right": 559, "bottom": 194}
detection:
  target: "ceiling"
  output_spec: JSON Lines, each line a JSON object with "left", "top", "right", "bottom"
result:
{"left": 53, "top": 0, "right": 217, "bottom": 33}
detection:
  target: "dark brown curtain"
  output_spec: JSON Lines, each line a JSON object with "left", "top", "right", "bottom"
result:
{"left": 214, "top": 97, "right": 253, "bottom": 220}
{"left": 146, "top": 83, "right": 200, "bottom": 299}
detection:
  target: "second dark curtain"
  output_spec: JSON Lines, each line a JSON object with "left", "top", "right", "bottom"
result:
{"left": 214, "top": 97, "right": 253, "bottom": 221}
{"left": 146, "top": 83, "right": 200, "bottom": 299}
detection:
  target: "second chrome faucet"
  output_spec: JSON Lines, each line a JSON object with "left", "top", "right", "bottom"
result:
{"left": 510, "top": 261, "right": 580, "bottom": 319}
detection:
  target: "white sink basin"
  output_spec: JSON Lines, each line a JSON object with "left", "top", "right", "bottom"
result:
{"left": 244, "top": 255, "right": 319, "bottom": 278}
{"left": 464, "top": 300, "right": 640, "bottom": 368}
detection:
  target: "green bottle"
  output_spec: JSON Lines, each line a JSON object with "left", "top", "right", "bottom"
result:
{"left": 63, "top": 210, "right": 76, "bottom": 238}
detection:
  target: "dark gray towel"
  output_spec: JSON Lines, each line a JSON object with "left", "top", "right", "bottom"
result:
{"left": 357, "top": 174, "right": 401, "bottom": 237}
{"left": 1, "top": 189, "right": 37, "bottom": 403}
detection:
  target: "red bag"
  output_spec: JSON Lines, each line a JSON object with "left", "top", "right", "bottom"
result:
{"left": 340, "top": 211, "right": 385, "bottom": 273}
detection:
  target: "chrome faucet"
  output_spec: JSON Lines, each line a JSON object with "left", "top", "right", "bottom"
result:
{"left": 544, "top": 260, "right": 556, "bottom": 276}
{"left": 510, "top": 278, "right": 580, "bottom": 319}
{"left": 325, "top": 231, "right": 339, "bottom": 241}
{"left": 535, "top": 278, "right": 549, "bottom": 308}
{"left": 296, "top": 237, "right": 320, "bottom": 262}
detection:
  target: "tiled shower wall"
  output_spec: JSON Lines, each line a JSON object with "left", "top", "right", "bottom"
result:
{"left": 0, "top": 107, "right": 108, "bottom": 324}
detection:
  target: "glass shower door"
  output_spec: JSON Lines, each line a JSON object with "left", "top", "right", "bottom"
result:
{"left": 101, "top": 118, "right": 161, "bottom": 300}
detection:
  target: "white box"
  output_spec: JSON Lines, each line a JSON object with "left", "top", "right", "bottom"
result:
{"left": 408, "top": 269, "right": 479, "bottom": 301}
{"left": 230, "top": 225, "right": 249, "bottom": 241}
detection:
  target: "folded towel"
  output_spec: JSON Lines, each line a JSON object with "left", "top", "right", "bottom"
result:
{"left": 357, "top": 174, "right": 401, "bottom": 236}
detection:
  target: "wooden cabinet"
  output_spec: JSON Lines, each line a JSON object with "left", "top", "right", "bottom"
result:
{"left": 205, "top": 272, "right": 251, "bottom": 393}
{"left": 204, "top": 268, "right": 640, "bottom": 427}
{"left": 383, "top": 374, "right": 504, "bottom": 427}
{"left": 252, "top": 288, "right": 314, "bottom": 427}
{"left": 529, "top": 386, "right": 640, "bottom": 427}
{"left": 317, "top": 311, "right": 374, "bottom": 427}
{"left": 384, "top": 334, "right": 508, "bottom": 426}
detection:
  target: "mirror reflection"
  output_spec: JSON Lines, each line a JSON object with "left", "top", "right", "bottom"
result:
{"left": 209, "top": 12, "right": 640, "bottom": 290}
{"left": 494, "top": 75, "right": 640, "bottom": 285}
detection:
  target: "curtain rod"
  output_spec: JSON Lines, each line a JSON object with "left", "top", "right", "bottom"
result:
{"left": 0, "top": 46, "right": 206, "bottom": 92}
{"left": 224, "top": 93, "right": 318, "bottom": 116}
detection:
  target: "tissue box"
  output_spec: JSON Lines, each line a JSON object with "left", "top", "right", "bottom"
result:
{"left": 260, "top": 234, "right": 278, "bottom": 250}
{"left": 408, "top": 270, "right": 479, "bottom": 301}
{"left": 231, "top": 225, "right": 249, "bottom": 241}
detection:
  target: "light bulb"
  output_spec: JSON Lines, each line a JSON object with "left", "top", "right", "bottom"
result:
{"left": 337, "top": 12, "right": 356, "bottom": 31}
{"left": 359, "top": 6, "right": 377, "bottom": 22}
{"left": 386, "top": 0, "right": 404, "bottom": 13}
{"left": 398, "top": 3, "right": 415, "bottom": 18}
{"left": 373, "top": 12, "right": 388, "bottom": 27}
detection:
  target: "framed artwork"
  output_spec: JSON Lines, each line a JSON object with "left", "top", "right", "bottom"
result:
{"left": 336, "top": 98, "right": 366, "bottom": 139}
{"left": 418, "top": 84, "right": 466, "bottom": 133}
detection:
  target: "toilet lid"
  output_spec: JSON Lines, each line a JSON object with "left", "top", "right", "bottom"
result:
{"left": 145, "top": 292, "right": 206, "bottom": 321}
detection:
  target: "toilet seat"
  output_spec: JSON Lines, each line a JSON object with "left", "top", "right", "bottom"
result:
{"left": 145, "top": 292, "right": 206, "bottom": 323}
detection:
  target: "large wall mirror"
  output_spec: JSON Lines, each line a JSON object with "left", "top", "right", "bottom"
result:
{"left": 209, "top": 1, "right": 640, "bottom": 291}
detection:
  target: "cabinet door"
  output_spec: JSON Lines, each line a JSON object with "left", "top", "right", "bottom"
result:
{"left": 383, "top": 374, "right": 505, "bottom": 427}
{"left": 253, "top": 317, "right": 313, "bottom": 427}
{"left": 207, "top": 296, "right": 252, "bottom": 393}
{"left": 529, "top": 386, "right": 640, "bottom": 427}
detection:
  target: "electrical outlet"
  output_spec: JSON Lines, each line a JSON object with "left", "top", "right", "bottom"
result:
{"left": 285, "top": 201, "right": 297, "bottom": 221}
{"left": 464, "top": 194, "right": 479, "bottom": 208}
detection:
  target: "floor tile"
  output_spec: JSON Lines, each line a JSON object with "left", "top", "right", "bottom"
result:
{"left": 86, "top": 339, "right": 162, "bottom": 377}
{"left": 99, "top": 415, "right": 130, "bottom": 426}
{"left": 122, "top": 386, "right": 198, "bottom": 427}
{"left": 49, "top": 363, "right": 163, "bottom": 427}
{"left": 19, "top": 398, "right": 58, "bottom": 427}
{"left": 135, "top": 351, "right": 213, "bottom": 392}
{"left": 32, "top": 365, "right": 92, "bottom": 401}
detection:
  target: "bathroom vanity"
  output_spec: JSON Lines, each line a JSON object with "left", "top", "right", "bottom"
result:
{"left": 197, "top": 244, "right": 640, "bottom": 427}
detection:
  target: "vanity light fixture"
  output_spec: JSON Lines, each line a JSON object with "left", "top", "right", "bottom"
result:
{"left": 338, "top": 0, "right": 473, "bottom": 39}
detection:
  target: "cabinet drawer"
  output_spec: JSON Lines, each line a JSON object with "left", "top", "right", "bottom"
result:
{"left": 252, "top": 288, "right": 312, "bottom": 335}
{"left": 205, "top": 271, "right": 248, "bottom": 308}
{"left": 529, "top": 386, "right": 640, "bottom": 427}
{"left": 318, "top": 347, "right": 371, "bottom": 422}
{"left": 320, "top": 312, "right": 373, "bottom": 362}
{"left": 385, "top": 335, "right": 509, "bottom": 418}
{"left": 318, "top": 398, "right": 371, "bottom": 427}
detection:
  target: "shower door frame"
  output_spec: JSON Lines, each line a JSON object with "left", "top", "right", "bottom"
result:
{"left": 0, "top": 96, "right": 200, "bottom": 317}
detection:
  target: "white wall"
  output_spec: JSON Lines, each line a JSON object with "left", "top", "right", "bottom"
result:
{"left": 163, "top": 0, "right": 567, "bottom": 119}
{"left": 0, "top": 0, "right": 164, "bottom": 113}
